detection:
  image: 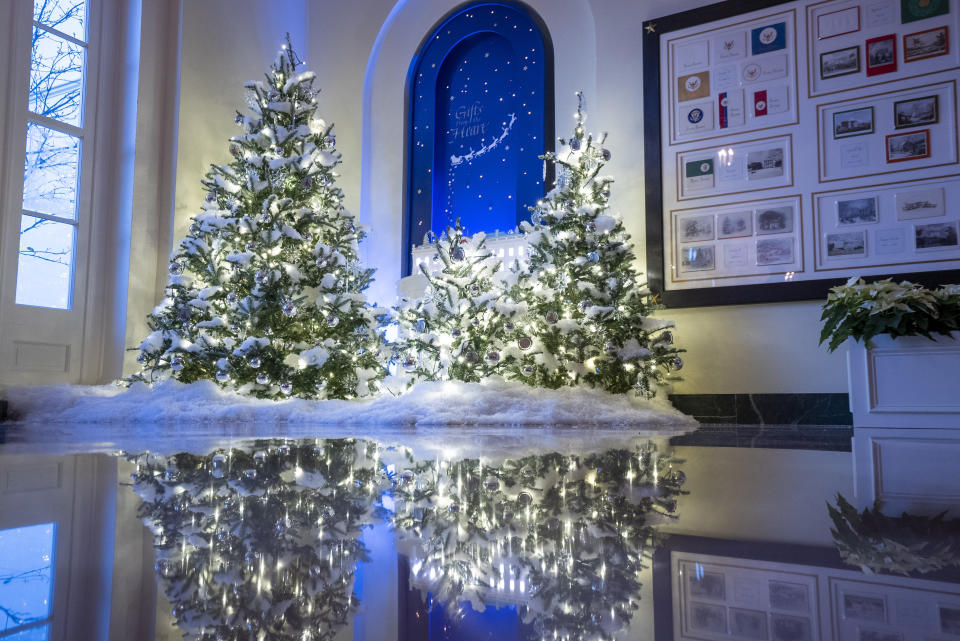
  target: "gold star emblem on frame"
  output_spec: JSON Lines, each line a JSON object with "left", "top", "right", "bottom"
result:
{"left": 645, "top": 22, "right": 656, "bottom": 34}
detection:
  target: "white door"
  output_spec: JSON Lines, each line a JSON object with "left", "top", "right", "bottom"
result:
{"left": 0, "top": 0, "right": 104, "bottom": 385}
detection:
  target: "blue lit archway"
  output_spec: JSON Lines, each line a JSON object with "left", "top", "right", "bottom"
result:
{"left": 404, "top": 1, "right": 554, "bottom": 273}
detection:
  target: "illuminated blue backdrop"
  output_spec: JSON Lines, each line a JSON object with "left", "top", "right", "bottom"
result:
{"left": 405, "top": 1, "right": 553, "bottom": 273}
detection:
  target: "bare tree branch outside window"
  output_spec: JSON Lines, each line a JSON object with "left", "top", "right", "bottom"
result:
{"left": 19, "top": 0, "right": 86, "bottom": 268}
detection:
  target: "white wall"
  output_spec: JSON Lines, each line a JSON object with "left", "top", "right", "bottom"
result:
{"left": 164, "top": 0, "right": 849, "bottom": 394}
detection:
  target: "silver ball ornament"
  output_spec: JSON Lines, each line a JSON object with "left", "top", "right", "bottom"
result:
{"left": 216, "top": 369, "right": 230, "bottom": 382}
{"left": 326, "top": 314, "right": 339, "bottom": 327}
{"left": 569, "top": 137, "right": 581, "bottom": 151}
{"left": 518, "top": 335, "right": 533, "bottom": 350}
{"left": 256, "top": 372, "right": 269, "bottom": 385}
{"left": 486, "top": 351, "right": 500, "bottom": 364}
{"left": 601, "top": 148, "right": 611, "bottom": 161}
{"left": 170, "top": 354, "right": 184, "bottom": 371}
{"left": 451, "top": 246, "right": 465, "bottom": 262}
{"left": 279, "top": 381, "right": 293, "bottom": 395}
{"left": 545, "top": 310, "right": 559, "bottom": 324}
{"left": 248, "top": 356, "right": 262, "bottom": 369}
{"left": 281, "top": 300, "right": 296, "bottom": 316}
{"left": 254, "top": 270, "right": 269, "bottom": 285}
{"left": 168, "top": 261, "right": 183, "bottom": 276}
{"left": 587, "top": 251, "right": 600, "bottom": 263}
{"left": 672, "top": 356, "right": 684, "bottom": 371}
{"left": 136, "top": 352, "right": 149, "bottom": 364}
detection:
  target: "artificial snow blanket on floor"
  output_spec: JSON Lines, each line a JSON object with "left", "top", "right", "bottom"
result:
{"left": 8, "top": 378, "right": 694, "bottom": 427}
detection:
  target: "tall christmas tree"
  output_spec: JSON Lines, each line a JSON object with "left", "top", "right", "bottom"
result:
{"left": 130, "top": 37, "right": 384, "bottom": 400}
{"left": 506, "top": 93, "right": 682, "bottom": 396}
{"left": 392, "top": 220, "right": 524, "bottom": 383}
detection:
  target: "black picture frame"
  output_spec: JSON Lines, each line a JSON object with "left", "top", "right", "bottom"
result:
{"left": 820, "top": 45, "right": 862, "bottom": 78}
{"left": 642, "top": 0, "right": 960, "bottom": 308}
{"left": 893, "top": 94, "right": 939, "bottom": 129}
{"left": 832, "top": 106, "right": 875, "bottom": 139}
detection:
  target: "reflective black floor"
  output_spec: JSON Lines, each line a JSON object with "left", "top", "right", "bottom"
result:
{"left": 0, "top": 424, "right": 956, "bottom": 641}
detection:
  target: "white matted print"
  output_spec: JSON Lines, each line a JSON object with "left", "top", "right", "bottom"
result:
{"left": 680, "top": 245, "right": 717, "bottom": 272}
{"left": 718, "top": 210, "right": 753, "bottom": 238}
{"left": 715, "top": 31, "right": 746, "bottom": 61}
{"left": 756, "top": 206, "right": 794, "bottom": 235}
{"left": 895, "top": 187, "right": 945, "bottom": 220}
{"left": 757, "top": 236, "right": 794, "bottom": 265}
{"left": 817, "top": 6, "right": 860, "bottom": 39}
{"left": 679, "top": 214, "right": 716, "bottom": 243}
{"left": 874, "top": 228, "right": 906, "bottom": 254}
{"left": 837, "top": 196, "right": 879, "bottom": 225}
{"left": 825, "top": 230, "right": 867, "bottom": 258}
{"left": 915, "top": 221, "right": 959, "bottom": 251}
{"left": 747, "top": 147, "right": 786, "bottom": 179}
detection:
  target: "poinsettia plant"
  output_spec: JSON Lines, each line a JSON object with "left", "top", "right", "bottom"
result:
{"left": 819, "top": 277, "right": 960, "bottom": 352}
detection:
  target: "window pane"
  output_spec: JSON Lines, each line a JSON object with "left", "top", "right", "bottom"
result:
{"left": 33, "top": 0, "right": 86, "bottom": 42}
{"left": 0, "top": 523, "right": 55, "bottom": 633}
{"left": 16, "top": 216, "right": 75, "bottom": 309}
{"left": 30, "top": 26, "right": 85, "bottom": 126}
{"left": 4, "top": 624, "right": 51, "bottom": 640}
{"left": 22, "top": 122, "right": 80, "bottom": 220}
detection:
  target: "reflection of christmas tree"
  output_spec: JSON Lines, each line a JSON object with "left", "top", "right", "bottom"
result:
{"left": 130, "top": 438, "right": 384, "bottom": 641}
{"left": 391, "top": 441, "right": 686, "bottom": 640}
{"left": 130, "top": 37, "right": 384, "bottom": 400}
{"left": 393, "top": 220, "right": 524, "bottom": 383}
{"left": 507, "top": 93, "right": 683, "bottom": 396}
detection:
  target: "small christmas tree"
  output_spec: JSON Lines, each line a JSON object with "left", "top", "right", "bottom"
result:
{"left": 393, "top": 220, "right": 523, "bottom": 383}
{"left": 130, "top": 37, "right": 384, "bottom": 400}
{"left": 131, "top": 439, "right": 381, "bottom": 641}
{"left": 507, "top": 92, "right": 682, "bottom": 396}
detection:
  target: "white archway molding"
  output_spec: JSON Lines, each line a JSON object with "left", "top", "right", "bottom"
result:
{"left": 359, "top": 0, "right": 597, "bottom": 305}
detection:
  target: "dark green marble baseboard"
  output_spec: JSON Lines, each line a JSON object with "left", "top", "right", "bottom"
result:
{"left": 669, "top": 425, "right": 853, "bottom": 451}
{"left": 0, "top": 399, "right": 6, "bottom": 423}
{"left": 669, "top": 393, "right": 852, "bottom": 426}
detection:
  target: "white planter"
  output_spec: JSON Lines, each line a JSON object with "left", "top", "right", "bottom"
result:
{"left": 846, "top": 331, "right": 960, "bottom": 429}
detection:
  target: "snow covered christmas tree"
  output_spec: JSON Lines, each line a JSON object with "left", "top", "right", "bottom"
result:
{"left": 393, "top": 220, "right": 524, "bottom": 383}
{"left": 507, "top": 93, "right": 683, "bottom": 396}
{"left": 130, "top": 37, "right": 384, "bottom": 400}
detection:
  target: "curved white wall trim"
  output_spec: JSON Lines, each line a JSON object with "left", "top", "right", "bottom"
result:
{"left": 360, "top": 0, "right": 597, "bottom": 304}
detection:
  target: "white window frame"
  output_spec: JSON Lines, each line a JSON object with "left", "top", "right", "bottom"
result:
{"left": 0, "top": 0, "right": 104, "bottom": 385}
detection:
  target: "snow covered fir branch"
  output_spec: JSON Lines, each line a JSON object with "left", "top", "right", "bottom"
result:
{"left": 128, "top": 437, "right": 687, "bottom": 641}
{"left": 127, "top": 40, "right": 683, "bottom": 405}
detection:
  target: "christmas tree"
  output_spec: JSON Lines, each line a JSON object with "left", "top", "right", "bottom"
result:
{"left": 130, "top": 37, "right": 384, "bottom": 400}
{"left": 392, "top": 220, "right": 524, "bottom": 383}
{"left": 130, "top": 438, "right": 383, "bottom": 641}
{"left": 506, "top": 93, "right": 682, "bottom": 396}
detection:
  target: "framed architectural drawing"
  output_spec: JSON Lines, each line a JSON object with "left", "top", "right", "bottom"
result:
{"left": 644, "top": 0, "right": 960, "bottom": 307}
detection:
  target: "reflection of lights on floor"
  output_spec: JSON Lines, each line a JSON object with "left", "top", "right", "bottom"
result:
{"left": 784, "top": 271, "right": 796, "bottom": 281}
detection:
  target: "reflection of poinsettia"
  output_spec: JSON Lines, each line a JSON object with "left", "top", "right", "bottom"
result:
{"left": 391, "top": 441, "right": 686, "bottom": 641}
{"left": 130, "top": 438, "right": 385, "bottom": 641}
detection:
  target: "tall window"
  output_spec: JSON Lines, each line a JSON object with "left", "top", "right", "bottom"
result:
{"left": 405, "top": 1, "right": 553, "bottom": 272}
{"left": 15, "top": 0, "right": 88, "bottom": 309}
{"left": 0, "top": 523, "right": 56, "bottom": 639}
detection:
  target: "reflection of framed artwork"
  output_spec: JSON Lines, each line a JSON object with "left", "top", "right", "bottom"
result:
{"left": 886, "top": 129, "right": 931, "bottom": 163}
{"left": 843, "top": 593, "right": 887, "bottom": 621}
{"left": 894, "top": 95, "right": 939, "bottom": 128}
{"left": 865, "top": 34, "right": 897, "bottom": 76}
{"left": 915, "top": 221, "right": 959, "bottom": 251}
{"left": 903, "top": 26, "right": 949, "bottom": 62}
{"left": 833, "top": 106, "right": 874, "bottom": 138}
{"left": 820, "top": 45, "right": 860, "bottom": 78}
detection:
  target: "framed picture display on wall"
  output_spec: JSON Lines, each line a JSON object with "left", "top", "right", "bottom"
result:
{"left": 644, "top": 0, "right": 960, "bottom": 307}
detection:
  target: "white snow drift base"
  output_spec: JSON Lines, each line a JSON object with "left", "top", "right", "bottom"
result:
{"left": 9, "top": 378, "right": 695, "bottom": 427}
